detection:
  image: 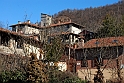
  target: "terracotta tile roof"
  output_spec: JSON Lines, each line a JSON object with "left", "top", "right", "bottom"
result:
{"left": 82, "top": 36, "right": 124, "bottom": 49}
{"left": 0, "top": 28, "right": 40, "bottom": 42}
{"left": 41, "top": 22, "right": 85, "bottom": 28}
{"left": 9, "top": 22, "right": 41, "bottom": 29}
{"left": 47, "top": 31, "right": 79, "bottom": 37}
{"left": 0, "top": 27, "right": 19, "bottom": 35}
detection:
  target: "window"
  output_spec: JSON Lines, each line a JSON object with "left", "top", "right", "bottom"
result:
{"left": 1, "top": 36, "right": 9, "bottom": 46}
{"left": 47, "top": 18, "right": 49, "bottom": 20}
{"left": 17, "top": 39, "right": 23, "bottom": 48}
{"left": 91, "top": 57, "right": 103, "bottom": 67}
{"left": 44, "top": 23, "right": 46, "bottom": 26}
{"left": 81, "top": 59, "right": 88, "bottom": 67}
{"left": 12, "top": 27, "right": 16, "bottom": 32}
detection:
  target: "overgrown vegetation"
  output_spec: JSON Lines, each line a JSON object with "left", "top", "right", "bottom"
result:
{"left": 0, "top": 54, "right": 28, "bottom": 83}
{"left": 0, "top": 53, "right": 85, "bottom": 83}
{"left": 48, "top": 70, "right": 85, "bottom": 83}
{"left": 26, "top": 53, "right": 48, "bottom": 83}
{"left": 0, "top": 70, "right": 27, "bottom": 83}
{"left": 0, "top": 37, "right": 85, "bottom": 83}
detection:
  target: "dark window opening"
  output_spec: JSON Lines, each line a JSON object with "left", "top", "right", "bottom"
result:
{"left": 81, "top": 59, "right": 88, "bottom": 67}
{"left": 17, "top": 40, "right": 23, "bottom": 48}
{"left": 1, "top": 37, "right": 9, "bottom": 46}
{"left": 12, "top": 27, "right": 16, "bottom": 32}
{"left": 91, "top": 57, "right": 103, "bottom": 67}
{"left": 44, "top": 23, "right": 46, "bottom": 26}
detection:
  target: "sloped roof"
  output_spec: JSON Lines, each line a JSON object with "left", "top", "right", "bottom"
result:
{"left": 0, "top": 27, "right": 30, "bottom": 39}
{"left": 83, "top": 36, "right": 124, "bottom": 49}
{"left": 0, "top": 28, "right": 19, "bottom": 36}
{"left": 0, "top": 28, "right": 40, "bottom": 42}
{"left": 9, "top": 22, "right": 41, "bottom": 29}
{"left": 47, "top": 31, "right": 80, "bottom": 37}
{"left": 41, "top": 22, "right": 85, "bottom": 29}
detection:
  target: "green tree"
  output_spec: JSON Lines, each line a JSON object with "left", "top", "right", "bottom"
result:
{"left": 44, "top": 36, "right": 64, "bottom": 62}
{"left": 27, "top": 53, "right": 48, "bottom": 83}
{"left": 119, "top": 15, "right": 124, "bottom": 35}
{"left": 97, "top": 14, "right": 124, "bottom": 38}
{"left": 97, "top": 14, "right": 116, "bottom": 37}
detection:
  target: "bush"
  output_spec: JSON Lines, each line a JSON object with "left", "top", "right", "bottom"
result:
{"left": 48, "top": 70, "right": 86, "bottom": 83}
{"left": 0, "top": 70, "right": 27, "bottom": 83}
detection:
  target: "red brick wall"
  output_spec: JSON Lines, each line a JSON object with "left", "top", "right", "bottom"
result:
{"left": 87, "top": 60, "right": 92, "bottom": 68}
{"left": 79, "top": 55, "right": 124, "bottom": 69}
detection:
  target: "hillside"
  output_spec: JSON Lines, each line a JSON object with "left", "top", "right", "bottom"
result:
{"left": 53, "top": 1, "right": 124, "bottom": 32}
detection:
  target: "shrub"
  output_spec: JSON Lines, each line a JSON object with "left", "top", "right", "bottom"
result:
{"left": 0, "top": 70, "right": 27, "bottom": 83}
{"left": 48, "top": 70, "right": 86, "bottom": 83}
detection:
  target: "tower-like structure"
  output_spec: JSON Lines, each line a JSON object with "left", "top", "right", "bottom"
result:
{"left": 40, "top": 13, "right": 52, "bottom": 27}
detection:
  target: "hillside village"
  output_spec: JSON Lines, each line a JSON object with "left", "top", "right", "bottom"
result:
{"left": 0, "top": 13, "right": 124, "bottom": 82}
{"left": 0, "top": 1, "right": 124, "bottom": 83}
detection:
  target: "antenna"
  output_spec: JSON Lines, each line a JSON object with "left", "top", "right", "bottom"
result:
{"left": 24, "top": 11, "right": 27, "bottom": 22}
{"left": 6, "top": 20, "right": 9, "bottom": 30}
{"left": 29, "top": 13, "right": 32, "bottom": 20}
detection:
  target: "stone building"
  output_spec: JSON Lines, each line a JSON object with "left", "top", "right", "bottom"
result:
{"left": 0, "top": 28, "right": 43, "bottom": 59}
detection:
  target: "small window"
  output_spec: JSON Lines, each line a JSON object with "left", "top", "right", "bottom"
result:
{"left": 12, "top": 27, "right": 16, "bottom": 32}
{"left": 95, "top": 40, "right": 99, "bottom": 45}
{"left": 17, "top": 39, "right": 23, "bottom": 48}
{"left": 47, "top": 18, "right": 49, "bottom": 20}
{"left": 44, "top": 23, "right": 46, "bottom": 26}
{"left": 91, "top": 57, "right": 103, "bottom": 67}
{"left": 81, "top": 59, "right": 88, "bottom": 67}
{"left": 112, "top": 40, "right": 118, "bottom": 43}
{"left": 2, "top": 36, "right": 9, "bottom": 46}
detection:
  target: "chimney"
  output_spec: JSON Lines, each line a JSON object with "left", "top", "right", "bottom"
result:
{"left": 18, "top": 21, "right": 21, "bottom": 24}
{"left": 35, "top": 22, "right": 38, "bottom": 25}
{"left": 27, "top": 20, "right": 30, "bottom": 23}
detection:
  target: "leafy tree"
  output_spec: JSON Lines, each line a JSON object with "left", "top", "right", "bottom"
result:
{"left": 44, "top": 36, "right": 64, "bottom": 62}
{"left": 26, "top": 53, "right": 48, "bottom": 83}
{"left": 97, "top": 14, "right": 124, "bottom": 37}
{"left": 119, "top": 15, "right": 124, "bottom": 35}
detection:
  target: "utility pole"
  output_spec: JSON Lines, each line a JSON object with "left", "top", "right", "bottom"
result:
{"left": 116, "top": 41, "right": 122, "bottom": 82}
{"left": 67, "top": 34, "right": 71, "bottom": 72}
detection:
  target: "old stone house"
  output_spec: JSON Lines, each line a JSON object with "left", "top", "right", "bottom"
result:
{"left": 10, "top": 20, "right": 40, "bottom": 41}
{"left": 0, "top": 27, "right": 43, "bottom": 59}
